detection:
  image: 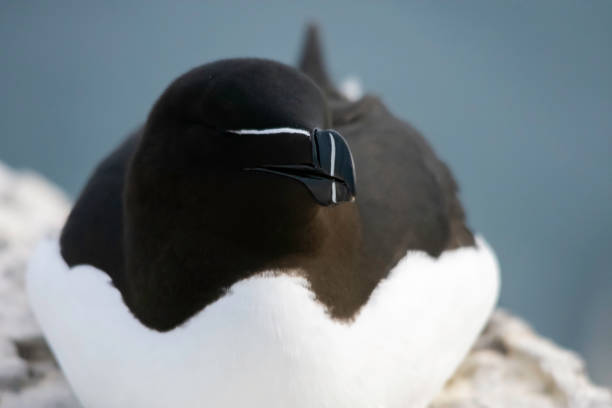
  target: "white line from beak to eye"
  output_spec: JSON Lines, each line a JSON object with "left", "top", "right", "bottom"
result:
{"left": 329, "top": 132, "right": 336, "bottom": 204}
{"left": 228, "top": 127, "right": 310, "bottom": 137}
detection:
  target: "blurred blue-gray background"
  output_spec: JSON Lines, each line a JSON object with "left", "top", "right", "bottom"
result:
{"left": 1, "top": 1, "right": 610, "bottom": 385}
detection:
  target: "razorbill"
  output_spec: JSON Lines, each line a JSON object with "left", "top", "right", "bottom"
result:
{"left": 27, "top": 26, "right": 500, "bottom": 408}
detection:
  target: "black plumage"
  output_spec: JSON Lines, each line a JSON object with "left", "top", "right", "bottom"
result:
{"left": 61, "top": 26, "right": 473, "bottom": 331}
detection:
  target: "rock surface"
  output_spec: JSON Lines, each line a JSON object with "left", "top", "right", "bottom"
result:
{"left": 0, "top": 163, "right": 77, "bottom": 408}
{"left": 431, "top": 311, "right": 612, "bottom": 408}
{"left": 0, "top": 162, "right": 610, "bottom": 408}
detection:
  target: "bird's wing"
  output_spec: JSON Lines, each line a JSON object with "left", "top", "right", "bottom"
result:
{"left": 60, "top": 129, "right": 142, "bottom": 288}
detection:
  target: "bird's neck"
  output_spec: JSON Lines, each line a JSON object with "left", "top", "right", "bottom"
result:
{"left": 121, "top": 175, "right": 332, "bottom": 330}
{"left": 121, "top": 150, "right": 373, "bottom": 330}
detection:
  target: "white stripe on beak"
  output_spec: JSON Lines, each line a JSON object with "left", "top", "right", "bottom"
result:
{"left": 329, "top": 132, "right": 336, "bottom": 204}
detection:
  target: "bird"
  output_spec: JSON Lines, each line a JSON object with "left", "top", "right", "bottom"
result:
{"left": 27, "top": 26, "right": 499, "bottom": 408}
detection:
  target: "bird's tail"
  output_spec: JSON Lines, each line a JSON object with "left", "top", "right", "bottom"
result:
{"left": 298, "top": 23, "right": 343, "bottom": 100}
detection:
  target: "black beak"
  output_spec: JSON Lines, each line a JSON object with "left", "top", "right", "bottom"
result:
{"left": 245, "top": 129, "right": 356, "bottom": 206}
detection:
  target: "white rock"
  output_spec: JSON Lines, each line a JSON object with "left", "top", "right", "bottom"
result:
{"left": 430, "top": 311, "right": 612, "bottom": 408}
{"left": 0, "top": 162, "right": 78, "bottom": 407}
{"left": 0, "top": 162, "right": 609, "bottom": 408}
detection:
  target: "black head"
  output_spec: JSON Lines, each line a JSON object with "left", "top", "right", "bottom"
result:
{"left": 140, "top": 58, "right": 355, "bottom": 209}
{"left": 123, "top": 59, "right": 358, "bottom": 329}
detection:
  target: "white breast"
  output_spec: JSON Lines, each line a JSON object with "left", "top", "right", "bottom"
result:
{"left": 26, "top": 236, "right": 499, "bottom": 408}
